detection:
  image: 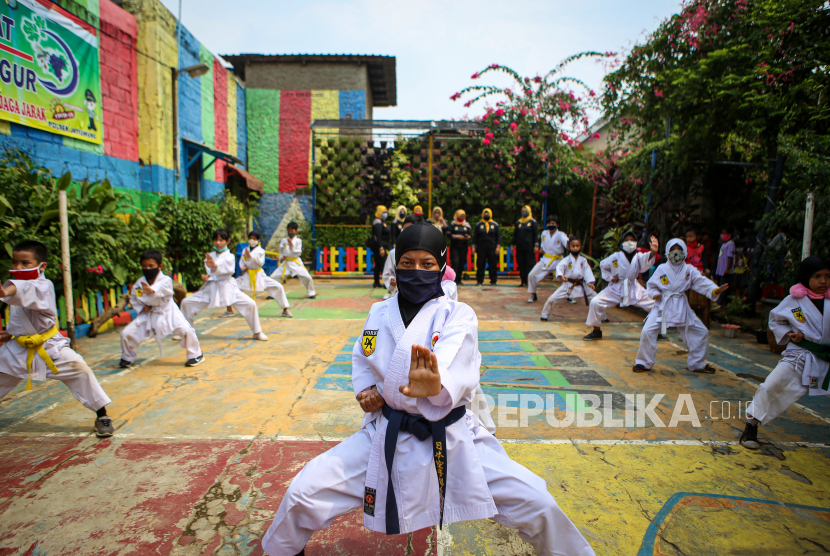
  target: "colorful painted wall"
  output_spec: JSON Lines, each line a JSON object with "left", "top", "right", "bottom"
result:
{"left": 0, "top": 0, "right": 248, "bottom": 211}
{"left": 248, "top": 89, "right": 366, "bottom": 243}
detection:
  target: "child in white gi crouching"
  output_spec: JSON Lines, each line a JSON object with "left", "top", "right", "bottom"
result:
{"left": 527, "top": 214, "right": 570, "bottom": 303}
{"left": 740, "top": 256, "right": 830, "bottom": 449}
{"left": 236, "top": 231, "right": 291, "bottom": 317}
{"left": 583, "top": 230, "right": 658, "bottom": 340}
{"left": 0, "top": 240, "right": 114, "bottom": 438}
{"left": 633, "top": 239, "right": 728, "bottom": 373}
{"left": 270, "top": 222, "right": 315, "bottom": 299}
{"left": 119, "top": 249, "right": 203, "bottom": 368}
{"left": 180, "top": 229, "right": 268, "bottom": 341}
{"left": 261, "top": 224, "right": 594, "bottom": 556}
{"left": 540, "top": 237, "right": 596, "bottom": 321}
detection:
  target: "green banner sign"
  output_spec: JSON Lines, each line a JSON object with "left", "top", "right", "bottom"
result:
{"left": 0, "top": 0, "right": 102, "bottom": 144}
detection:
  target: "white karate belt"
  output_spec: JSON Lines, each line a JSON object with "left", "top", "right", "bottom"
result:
{"left": 657, "top": 291, "right": 689, "bottom": 336}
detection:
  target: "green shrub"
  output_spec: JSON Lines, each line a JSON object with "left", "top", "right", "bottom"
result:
{"left": 315, "top": 226, "right": 372, "bottom": 248}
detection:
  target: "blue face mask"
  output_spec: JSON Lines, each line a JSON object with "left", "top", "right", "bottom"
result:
{"left": 396, "top": 268, "right": 443, "bottom": 304}
{"left": 215, "top": 245, "right": 229, "bottom": 253}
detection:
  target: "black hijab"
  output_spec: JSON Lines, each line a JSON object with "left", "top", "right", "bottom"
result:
{"left": 395, "top": 223, "right": 447, "bottom": 327}
{"left": 798, "top": 256, "right": 829, "bottom": 314}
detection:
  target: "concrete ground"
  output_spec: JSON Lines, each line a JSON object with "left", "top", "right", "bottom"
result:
{"left": 1, "top": 278, "right": 829, "bottom": 556}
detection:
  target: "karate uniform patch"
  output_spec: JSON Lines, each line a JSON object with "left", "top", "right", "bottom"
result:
{"left": 660, "top": 275, "right": 670, "bottom": 286}
{"left": 362, "top": 330, "right": 378, "bottom": 356}
{"left": 568, "top": 263, "right": 573, "bottom": 269}
{"left": 685, "top": 271, "right": 690, "bottom": 280}
{"left": 613, "top": 260, "right": 618, "bottom": 268}
{"left": 364, "top": 487, "right": 376, "bottom": 516}
{"left": 431, "top": 331, "right": 440, "bottom": 349}
{"left": 792, "top": 308, "right": 806, "bottom": 323}
{"left": 135, "top": 288, "right": 143, "bottom": 297}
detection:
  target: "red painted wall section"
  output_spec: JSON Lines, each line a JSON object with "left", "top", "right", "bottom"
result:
{"left": 278, "top": 91, "right": 311, "bottom": 193}
{"left": 99, "top": 0, "right": 139, "bottom": 162}
{"left": 213, "top": 58, "right": 228, "bottom": 183}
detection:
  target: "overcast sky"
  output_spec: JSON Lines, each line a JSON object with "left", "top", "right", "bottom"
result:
{"left": 159, "top": 0, "right": 681, "bottom": 123}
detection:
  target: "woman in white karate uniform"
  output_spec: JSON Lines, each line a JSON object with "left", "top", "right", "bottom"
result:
{"left": 740, "top": 256, "right": 830, "bottom": 449}
{"left": 236, "top": 231, "right": 291, "bottom": 317}
{"left": 633, "top": 239, "right": 727, "bottom": 373}
{"left": 583, "top": 230, "right": 658, "bottom": 341}
{"left": 180, "top": 229, "right": 268, "bottom": 341}
{"left": 540, "top": 237, "right": 596, "bottom": 321}
{"left": 527, "top": 214, "right": 570, "bottom": 303}
{"left": 270, "top": 222, "right": 316, "bottom": 298}
{"left": 261, "top": 223, "right": 594, "bottom": 556}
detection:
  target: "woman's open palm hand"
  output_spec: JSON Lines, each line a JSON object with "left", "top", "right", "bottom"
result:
{"left": 400, "top": 345, "right": 442, "bottom": 398}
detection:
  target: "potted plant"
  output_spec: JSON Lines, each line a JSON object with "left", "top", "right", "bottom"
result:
{"left": 721, "top": 297, "right": 749, "bottom": 338}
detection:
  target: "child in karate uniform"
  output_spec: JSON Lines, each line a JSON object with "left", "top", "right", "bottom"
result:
{"left": 261, "top": 224, "right": 594, "bottom": 556}
{"left": 540, "top": 238, "right": 596, "bottom": 321}
{"left": 527, "top": 214, "right": 570, "bottom": 303}
{"left": 740, "top": 257, "right": 830, "bottom": 449}
{"left": 0, "top": 240, "right": 114, "bottom": 437}
{"left": 583, "top": 231, "right": 658, "bottom": 340}
{"left": 271, "top": 222, "right": 315, "bottom": 299}
{"left": 119, "top": 249, "right": 203, "bottom": 368}
{"left": 236, "top": 231, "right": 292, "bottom": 318}
{"left": 181, "top": 229, "right": 268, "bottom": 341}
{"left": 633, "top": 239, "right": 728, "bottom": 373}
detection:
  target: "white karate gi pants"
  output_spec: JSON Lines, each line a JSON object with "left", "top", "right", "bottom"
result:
{"left": 746, "top": 360, "right": 808, "bottom": 425}
{"left": 635, "top": 310, "right": 709, "bottom": 371}
{"left": 541, "top": 284, "right": 596, "bottom": 319}
{"left": 240, "top": 276, "right": 290, "bottom": 310}
{"left": 527, "top": 258, "right": 560, "bottom": 294}
{"left": 181, "top": 291, "right": 262, "bottom": 335}
{"left": 0, "top": 351, "right": 111, "bottom": 412}
{"left": 274, "top": 261, "right": 316, "bottom": 297}
{"left": 120, "top": 318, "right": 201, "bottom": 363}
{"left": 586, "top": 289, "right": 655, "bottom": 328}
{"left": 261, "top": 423, "right": 594, "bottom": 556}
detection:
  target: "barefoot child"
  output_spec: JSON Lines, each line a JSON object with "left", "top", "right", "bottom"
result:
{"left": 527, "top": 214, "right": 570, "bottom": 303}
{"left": 237, "top": 231, "right": 292, "bottom": 318}
{"left": 0, "top": 240, "right": 114, "bottom": 437}
{"left": 540, "top": 237, "right": 596, "bottom": 321}
{"left": 583, "top": 230, "right": 658, "bottom": 340}
{"left": 633, "top": 239, "right": 728, "bottom": 373}
{"left": 271, "top": 222, "right": 316, "bottom": 299}
{"left": 181, "top": 229, "right": 268, "bottom": 341}
{"left": 261, "top": 223, "right": 594, "bottom": 556}
{"left": 119, "top": 249, "right": 203, "bottom": 368}
{"left": 740, "top": 256, "right": 830, "bottom": 449}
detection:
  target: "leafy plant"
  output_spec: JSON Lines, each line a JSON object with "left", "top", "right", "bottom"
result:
{"left": 154, "top": 196, "right": 223, "bottom": 288}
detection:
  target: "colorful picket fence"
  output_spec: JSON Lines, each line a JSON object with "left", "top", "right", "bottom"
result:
{"left": 313, "top": 246, "right": 540, "bottom": 275}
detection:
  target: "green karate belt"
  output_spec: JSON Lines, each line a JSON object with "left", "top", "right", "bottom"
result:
{"left": 798, "top": 339, "right": 830, "bottom": 390}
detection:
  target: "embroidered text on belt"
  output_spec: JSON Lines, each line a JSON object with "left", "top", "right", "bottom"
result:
{"left": 281, "top": 257, "right": 300, "bottom": 280}
{"left": 14, "top": 323, "right": 60, "bottom": 390}
{"left": 381, "top": 404, "right": 466, "bottom": 534}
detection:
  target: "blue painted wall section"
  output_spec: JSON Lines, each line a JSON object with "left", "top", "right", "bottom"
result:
{"left": 236, "top": 84, "right": 247, "bottom": 167}
{"left": 339, "top": 90, "right": 366, "bottom": 119}
{"left": 258, "top": 192, "right": 296, "bottom": 244}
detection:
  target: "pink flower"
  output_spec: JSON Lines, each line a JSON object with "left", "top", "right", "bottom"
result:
{"left": 97, "top": 265, "right": 103, "bottom": 272}
{"left": 464, "top": 100, "right": 472, "bottom": 107}
{"left": 509, "top": 122, "right": 517, "bottom": 131}
{"left": 533, "top": 77, "right": 542, "bottom": 83}
{"left": 450, "top": 92, "right": 461, "bottom": 101}
{"left": 495, "top": 108, "right": 505, "bottom": 117}
{"left": 654, "top": 89, "right": 664, "bottom": 98}
{"left": 482, "top": 138, "right": 491, "bottom": 145}
{"left": 485, "top": 132, "right": 494, "bottom": 139}
{"left": 593, "top": 132, "right": 601, "bottom": 139}
{"left": 494, "top": 119, "right": 499, "bottom": 124}
{"left": 471, "top": 72, "right": 479, "bottom": 79}
{"left": 490, "top": 64, "right": 500, "bottom": 69}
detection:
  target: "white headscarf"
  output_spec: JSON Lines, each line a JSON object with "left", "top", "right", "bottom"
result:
{"left": 665, "top": 238, "right": 687, "bottom": 265}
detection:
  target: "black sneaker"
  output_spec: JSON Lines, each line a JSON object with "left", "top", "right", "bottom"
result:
{"left": 119, "top": 359, "right": 132, "bottom": 368}
{"left": 632, "top": 364, "right": 651, "bottom": 373}
{"left": 527, "top": 293, "right": 538, "bottom": 303}
{"left": 582, "top": 330, "right": 602, "bottom": 341}
{"left": 476, "top": 282, "right": 483, "bottom": 287}
{"left": 95, "top": 416, "right": 114, "bottom": 438}
{"left": 540, "top": 317, "right": 548, "bottom": 322}
{"left": 739, "top": 422, "right": 760, "bottom": 449}
{"left": 657, "top": 334, "right": 666, "bottom": 341}
{"left": 185, "top": 354, "right": 205, "bottom": 367}
{"left": 308, "top": 295, "right": 316, "bottom": 299}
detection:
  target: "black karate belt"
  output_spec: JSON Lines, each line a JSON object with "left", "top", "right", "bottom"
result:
{"left": 381, "top": 403, "right": 466, "bottom": 535}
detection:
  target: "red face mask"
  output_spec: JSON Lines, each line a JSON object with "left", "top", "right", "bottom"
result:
{"left": 9, "top": 266, "right": 42, "bottom": 280}
{"left": 721, "top": 234, "right": 731, "bottom": 242}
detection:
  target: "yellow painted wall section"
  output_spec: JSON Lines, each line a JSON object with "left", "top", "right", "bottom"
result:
{"left": 227, "top": 74, "right": 238, "bottom": 160}
{"left": 310, "top": 90, "right": 339, "bottom": 184}
{"left": 131, "top": 0, "right": 177, "bottom": 170}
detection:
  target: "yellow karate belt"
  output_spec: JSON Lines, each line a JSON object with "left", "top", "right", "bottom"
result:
{"left": 543, "top": 253, "right": 562, "bottom": 268}
{"left": 14, "top": 323, "right": 60, "bottom": 391}
{"left": 247, "top": 268, "right": 259, "bottom": 298}
{"left": 281, "top": 257, "right": 300, "bottom": 280}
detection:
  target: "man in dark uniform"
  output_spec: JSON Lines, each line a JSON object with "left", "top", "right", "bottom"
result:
{"left": 472, "top": 208, "right": 501, "bottom": 286}
{"left": 512, "top": 205, "right": 539, "bottom": 288}
{"left": 448, "top": 209, "right": 471, "bottom": 285}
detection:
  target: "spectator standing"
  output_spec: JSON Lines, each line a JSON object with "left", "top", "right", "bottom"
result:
{"left": 512, "top": 205, "right": 539, "bottom": 288}
{"left": 390, "top": 205, "right": 407, "bottom": 247}
{"left": 473, "top": 208, "right": 501, "bottom": 285}
{"left": 448, "top": 209, "right": 471, "bottom": 285}
{"left": 371, "top": 205, "right": 391, "bottom": 288}
{"left": 714, "top": 225, "right": 736, "bottom": 306}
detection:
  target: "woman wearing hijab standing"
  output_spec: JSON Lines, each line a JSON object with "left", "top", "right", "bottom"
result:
{"left": 512, "top": 205, "right": 539, "bottom": 288}
{"left": 261, "top": 223, "right": 596, "bottom": 556}
{"left": 740, "top": 256, "right": 830, "bottom": 449}
{"left": 429, "top": 206, "right": 448, "bottom": 232}
{"left": 472, "top": 208, "right": 501, "bottom": 286}
{"left": 371, "top": 205, "right": 392, "bottom": 288}
{"left": 448, "top": 209, "right": 471, "bottom": 285}
{"left": 391, "top": 206, "right": 407, "bottom": 247}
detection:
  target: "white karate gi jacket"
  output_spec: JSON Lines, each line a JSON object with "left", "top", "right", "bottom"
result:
{"left": 646, "top": 252, "right": 719, "bottom": 333}
{"left": 769, "top": 295, "right": 830, "bottom": 396}
{"left": 237, "top": 245, "right": 273, "bottom": 291}
{"left": 191, "top": 250, "right": 238, "bottom": 308}
{"left": 382, "top": 248, "right": 396, "bottom": 290}
{"left": 352, "top": 296, "right": 497, "bottom": 533}
{"left": 0, "top": 275, "right": 81, "bottom": 381}
{"left": 599, "top": 251, "right": 654, "bottom": 306}
{"left": 128, "top": 273, "right": 187, "bottom": 353}
{"left": 555, "top": 254, "right": 595, "bottom": 289}
{"left": 538, "top": 229, "right": 570, "bottom": 268}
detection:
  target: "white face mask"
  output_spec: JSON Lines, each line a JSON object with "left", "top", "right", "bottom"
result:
{"left": 668, "top": 250, "right": 686, "bottom": 264}
{"left": 622, "top": 241, "right": 637, "bottom": 254}
{"left": 249, "top": 239, "right": 258, "bottom": 248}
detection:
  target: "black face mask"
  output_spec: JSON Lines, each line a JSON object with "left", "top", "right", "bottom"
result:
{"left": 547, "top": 224, "right": 557, "bottom": 231}
{"left": 396, "top": 268, "right": 443, "bottom": 304}
{"left": 483, "top": 214, "right": 491, "bottom": 221}
{"left": 142, "top": 268, "right": 160, "bottom": 282}
{"left": 570, "top": 250, "right": 581, "bottom": 258}
{"left": 288, "top": 232, "right": 297, "bottom": 238}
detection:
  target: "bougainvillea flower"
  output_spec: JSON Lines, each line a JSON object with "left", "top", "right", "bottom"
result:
{"left": 471, "top": 72, "right": 479, "bottom": 79}
{"left": 482, "top": 138, "right": 491, "bottom": 145}
{"left": 485, "top": 132, "right": 494, "bottom": 139}
{"left": 495, "top": 108, "right": 505, "bottom": 117}
{"left": 509, "top": 122, "right": 517, "bottom": 131}
{"left": 450, "top": 92, "right": 461, "bottom": 101}
{"left": 654, "top": 89, "right": 664, "bottom": 98}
